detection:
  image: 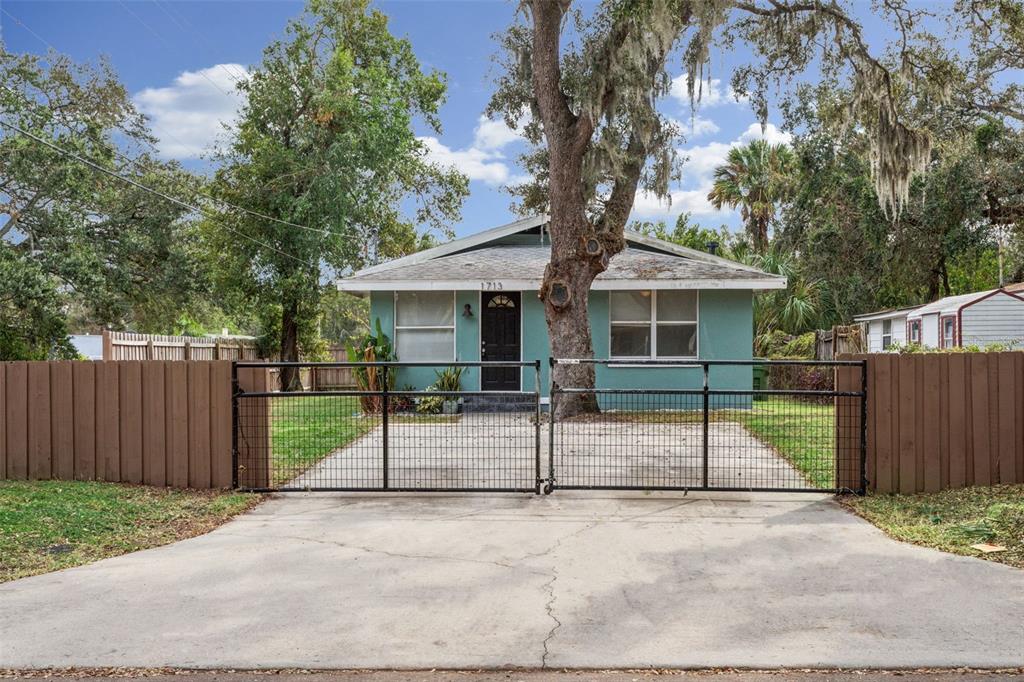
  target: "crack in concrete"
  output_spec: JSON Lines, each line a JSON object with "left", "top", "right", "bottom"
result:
{"left": 540, "top": 566, "right": 560, "bottom": 669}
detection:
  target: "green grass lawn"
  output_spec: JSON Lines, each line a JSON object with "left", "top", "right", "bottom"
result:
{"left": 0, "top": 481, "right": 257, "bottom": 583}
{"left": 270, "top": 395, "right": 376, "bottom": 487}
{"left": 845, "top": 485, "right": 1024, "bottom": 569}
{"left": 732, "top": 398, "right": 837, "bottom": 489}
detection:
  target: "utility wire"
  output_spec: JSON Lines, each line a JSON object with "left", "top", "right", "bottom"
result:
{"left": 148, "top": 0, "right": 249, "bottom": 84}
{"left": 115, "top": 0, "right": 235, "bottom": 99}
{"left": 0, "top": 83, "right": 348, "bottom": 238}
{"left": 0, "top": 119, "right": 318, "bottom": 269}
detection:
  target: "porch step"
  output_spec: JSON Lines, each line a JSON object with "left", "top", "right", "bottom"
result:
{"left": 462, "top": 393, "right": 537, "bottom": 413}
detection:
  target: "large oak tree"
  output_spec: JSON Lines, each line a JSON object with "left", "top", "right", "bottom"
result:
{"left": 490, "top": 0, "right": 1024, "bottom": 415}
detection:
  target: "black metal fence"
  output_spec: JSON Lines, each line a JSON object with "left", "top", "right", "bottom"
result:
{"left": 547, "top": 359, "right": 867, "bottom": 494}
{"left": 233, "top": 361, "right": 542, "bottom": 493}
{"left": 232, "top": 358, "right": 866, "bottom": 495}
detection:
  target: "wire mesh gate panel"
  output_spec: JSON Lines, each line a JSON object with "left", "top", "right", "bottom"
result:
{"left": 233, "top": 361, "right": 542, "bottom": 493}
{"left": 548, "top": 359, "right": 867, "bottom": 494}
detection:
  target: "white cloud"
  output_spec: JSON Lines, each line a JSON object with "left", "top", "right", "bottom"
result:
{"left": 134, "top": 64, "right": 248, "bottom": 159}
{"left": 632, "top": 122, "right": 793, "bottom": 219}
{"left": 669, "top": 75, "right": 748, "bottom": 108}
{"left": 472, "top": 114, "right": 526, "bottom": 151}
{"left": 688, "top": 114, "right": 720, "bottom": 138}
{"left": 418, "top": 136, "right": 514, "bottom": 185}
{"left": 420, "top": 115, "right": 527, "bottom": 186}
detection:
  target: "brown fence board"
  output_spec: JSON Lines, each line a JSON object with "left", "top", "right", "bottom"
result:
{"left": 947, "top": 354, "right": 967, "bottom": 488}
{"left": 72, "top": 362, "right": 96, "bottom": 480}
{"left": 141, "top": 362, "right": 167, "bottom": 486}
{"left": 96, "top": 362, "right": 120, "bottom": 481}
{"left": 970, "top": 355, "right": 991, "bottom": 485}
{"left": 5, "top": 363, "right": 28, "bottom": 479}
{"left": 27, "top": 362, "right": 52, "bottom": 480}
{"left": 874, "top": 355, "right": 894, "bottom": 492}
{"left": 921, "top": 355, "right": 941, "bottom": 493}
{"left": 0, "top": 365, "right": 6, "bottom": 479}
{"left": 50, "top": 362, "right": 73, "bottom": 480}
{"left": 187, "top": 362, "right": 212, "bottom": 488}
{"left": 166, "top": 362, "right": 190, "bottom": 488}
{"left": 209, "top": 361, "right": 232, "bottom": 488}
{"left": 1017, "top": 353, "right": 1024, "bottom": 485}
{"left": 996, "top": 354, "right": 1016, "bottom": 484}
{"left": 897, "top": 355, "right": 917, "bottom": 493}
{"left": 119, "top": 362, "right": 144, "bottom": 484}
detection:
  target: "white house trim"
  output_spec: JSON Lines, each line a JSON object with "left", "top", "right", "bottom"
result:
{"left": 338, "top": 278, "right": 787, "bottom": 292}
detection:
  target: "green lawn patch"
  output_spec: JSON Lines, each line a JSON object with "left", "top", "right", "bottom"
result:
{"left": 270, "top": 395, "right": 376, "bottom": 486}
{"left": 0, "top": 481, "right": 257, "bottom": 583}
{"left": 732, "top": 398, "right": 836, "bottom": 489}
{"left": 845, "top": 485, "right": 1024, "bottom": 569}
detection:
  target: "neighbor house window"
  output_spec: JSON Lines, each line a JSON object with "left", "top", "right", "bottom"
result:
{"left": 881, "top": 319, "right": 893, "bottom": 350}
{"left": 909, "top": 319, "right": 921, "bottom": 344}
{"left": 610, "top": 290, "right": 697, "bottom": 359}
{"left": 394, "top": 291, "right": 454, "bottom": 362}
{"left": 942, "top": 317, "right": 956, "bottom": 348}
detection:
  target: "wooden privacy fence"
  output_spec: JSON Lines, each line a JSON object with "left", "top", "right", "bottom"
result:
{"left": 0, "top": 361, "right": 233, "bottom": 488}
{"left": 103, "top": 330, "right": 262, "bottom": 361}
{"left": 840, "top": 352, "right": 1024, "bottom": 493}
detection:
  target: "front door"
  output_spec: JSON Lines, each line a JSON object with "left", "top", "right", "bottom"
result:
{"left": 481, "top": 291, "right": 521, "bottom": 391}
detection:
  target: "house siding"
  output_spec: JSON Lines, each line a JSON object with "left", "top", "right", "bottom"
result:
{"left": 960, "top": 294, "right": 1024, "bottom": 347}
{"left": 866, "top": 316, "right": 908, "bottom": 352}
{"left": 371, "top": 288, "right": 754, "bottom": 397}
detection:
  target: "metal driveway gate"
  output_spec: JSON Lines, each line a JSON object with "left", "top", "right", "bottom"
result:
{"left": 233, "top": 361, "right": 542, "bottom": 493}
{"left": 547, "top": 358, "right": 867, "bottom": 494}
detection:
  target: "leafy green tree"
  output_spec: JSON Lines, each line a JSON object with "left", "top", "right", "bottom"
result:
{"left": 0, "top": 248, "right": 75, "bottom": 360}
{"left": 707, "top": 140, "right": 796, "bottom": 253}
{"left": 208, "top": 0, "right": 467, "bottom": 386}
{"left": 0, "top": 47, "right": 214, "bottom": 347}
{"left": 632, "top": 212, "right": 732, "bottom": 254}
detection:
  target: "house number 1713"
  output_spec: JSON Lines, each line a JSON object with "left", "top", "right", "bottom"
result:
{"left": 481, "top": 281, "right": 504, "bottom": 290}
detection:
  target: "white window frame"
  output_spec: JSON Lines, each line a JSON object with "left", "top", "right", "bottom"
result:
{"left": 393, "top": 291, "right": 456, "bottom": 362}
{"left": 909, "top": 319, "right": 921, "bottom": 344}
{"left": 608, "top": 290, "right": 699, "bottom": 360}
{"left": 881, "top": 319, "right": 893, "bottom": 350}
{"left": 941, "top": 316, "right": 956, "bottom": 348}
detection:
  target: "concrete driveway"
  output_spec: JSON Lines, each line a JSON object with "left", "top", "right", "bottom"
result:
{"left": 2, "top": 492, "right": 1023, "bottom": 670}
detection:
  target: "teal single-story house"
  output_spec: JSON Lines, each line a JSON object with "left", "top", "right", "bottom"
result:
{"left": 336, "top": 215, "right": 786, "bottom": 400}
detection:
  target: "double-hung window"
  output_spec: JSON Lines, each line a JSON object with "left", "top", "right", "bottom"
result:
{"left": 394, "top": 291, "right": 455, "bottom": 362}
{"left": 909, "top": 319, "right": 921, "bottom": 344}
{"left": 881, "top": 319, "right": 893, "bottom": 350}
{"left": 941, "top": 317, "right": 956, "bottom": 348}
{"left": 610, "top": 290, "right": 698, "bottom": 359}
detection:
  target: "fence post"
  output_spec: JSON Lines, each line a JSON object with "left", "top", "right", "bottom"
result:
{"left": 231, "top": 362, "right": 239, "bottom": 489}
{"left": 860, "top": 359, "right": 869, "bottom": 494}
{"left": 547, "top": 357, "right": 556, "bottom": 493}
{"left": 702, "top": 362, "right": 710, "bottom": 489}
{"left": 534, "top": 360, "right": 542, "bottom": 494}
{"left": 381, "top": 365, "right": 389, "bottom": 490}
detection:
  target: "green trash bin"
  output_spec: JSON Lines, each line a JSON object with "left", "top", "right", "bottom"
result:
{"left": 752, "top": 361, "right": 768, "bottom": 401}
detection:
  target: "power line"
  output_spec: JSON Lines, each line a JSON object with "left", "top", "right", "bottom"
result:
{"left": 0, "top": 83, "right": 348, "bottom": 238}
{"left": 115, "top": 0, "right": 236, "bottom": 99}
{"left": 148, "top": 0, "right": 249, "bottom": 84}
{"left": 0, "top": 119, "right": 318, "bottom": 269}
{"left": 1, "top": 7, "right": 60, "bottom": 53}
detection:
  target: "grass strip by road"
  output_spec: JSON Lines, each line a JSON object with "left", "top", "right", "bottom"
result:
{"left": 0, "top": 481, "right": 258, "bottom": 583}
{"left": 844, "top": 485, "right": 1024, "bottom": 569}
{"left": 732, "top": 398, "right": 836, "bottom": 489}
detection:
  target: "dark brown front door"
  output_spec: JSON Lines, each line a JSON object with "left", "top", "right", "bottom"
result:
{"left": 481, "top": 291, "right": 521, "bottom": 391}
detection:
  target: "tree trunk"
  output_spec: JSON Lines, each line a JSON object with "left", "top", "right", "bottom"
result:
{"left": 279, "top": 298, "right": 302, "bottom": 392}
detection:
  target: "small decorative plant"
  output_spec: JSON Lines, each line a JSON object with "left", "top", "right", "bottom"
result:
{"left": 416, "top": 366, "right": 464, "bottom": 415}
{"left": 344, "top": 318, "right": 395, "bottom": 413}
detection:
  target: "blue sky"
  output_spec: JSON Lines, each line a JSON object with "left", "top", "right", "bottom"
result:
{"left": 2, "top": 0, "right": 873, "bottom": 239}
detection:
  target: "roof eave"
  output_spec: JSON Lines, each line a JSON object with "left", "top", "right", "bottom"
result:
{"left": 336, "top": 277, "right": 788, "bottom": 292}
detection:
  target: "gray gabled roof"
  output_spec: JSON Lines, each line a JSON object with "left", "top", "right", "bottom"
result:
{"left": 337, "top": 215, "right": 786, "bottom": 292}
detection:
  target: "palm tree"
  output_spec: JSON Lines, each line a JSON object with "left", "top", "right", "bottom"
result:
{"left": 707, "top": 139, "right": 796, "bottom": 252}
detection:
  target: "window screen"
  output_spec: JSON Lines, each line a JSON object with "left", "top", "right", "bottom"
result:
{"left": 610, "top": 290, "right": 698, "bottom": 359}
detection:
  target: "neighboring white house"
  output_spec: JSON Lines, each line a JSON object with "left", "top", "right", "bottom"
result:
{"left": 906, "top": 288, "right": 1024, "bottom": 349}
{"left": 853, "top": 306, "right": 917, "bottom": 352}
